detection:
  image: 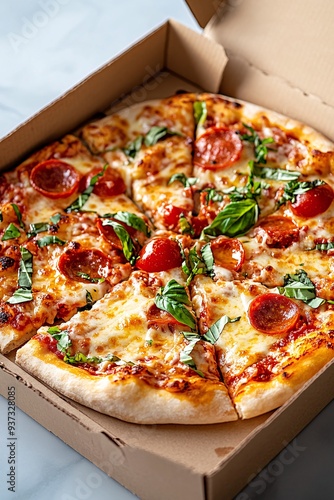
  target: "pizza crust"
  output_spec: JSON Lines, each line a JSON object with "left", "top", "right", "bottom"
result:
{"left": 16, "top": 339, "right": 238, "bottom": 425}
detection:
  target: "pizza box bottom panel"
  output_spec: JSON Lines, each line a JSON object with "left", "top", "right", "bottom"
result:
{"left": 1, "top": 348, "right": 334, "bottom": 500}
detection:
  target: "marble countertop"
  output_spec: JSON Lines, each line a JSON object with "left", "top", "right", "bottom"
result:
{"left": 0, "top": 1, "right": 333, "bottom": 498}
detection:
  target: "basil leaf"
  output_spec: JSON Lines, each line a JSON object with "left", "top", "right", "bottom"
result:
{"left": 193, "top": 101, "right": 207, "bottom": 129}
{"left": 315, "top": 241, "right": 334, "bottom": 251}
{"left": 203, "top": 315, "right": 240, "bottom": 344}
{"left": 168, "top": 173, "right": 198, "bottom": 188}
{"left": 179, "top": 338, "right": 204, "bottom": 377}
{"left": 201, "top": 244, "right": 214, "bottom": 277}
{"left": 2, "top": 223, "right": 21, "bottom": 241}
{"left": 123, "top": 136, "right": 143, "bottom": 158}
{"left": 78, "top": 290, "right": 95, "bottom": 311}
{"left": 179, "top": 214, "right": 194, "bottom": 236}
{"left": 102, "top": 211, "right": 150, "bottom": 237}
{"left": 203, "top": 199, "right": 258, "bottom": 238}
{"left": 7, "top": 288, "right": 32, "bottom": 304}
{"left": 47, "top": 326, "right": 71, "bottom": 353}
{"left": 50, "top": 213, "right": 62, "bottom": 224}
{"left": 240, "top": 124, "right": 275, "bottom": 164}
{"left": 155, "top": 280, "right": 196, "bottom": 330}
{"left": 278, "top": 179, "right": 324, "bottom": 208}
{"left": 18, "top": 247, "right": 33, "bottom": 289}
{"left": 77, "top": 272, "right": 105, "bottom": 283}
{"left": 27, "top": 222, "right": 50, "bottom": 238}
{"left": 144, "top": 126, "right": 180, "bottom": 147}
{"left": 11, "top": 204, "right": 25, "bottom": 230}
{"left": 278, "top": 270, "right": 325, "bottom": 308}
{"left": 159, "top": 279, "right": 190, "bottom": 305}
{"left": 36, "top": 236, "right": 66, "bottom": 247}
{"left": 252, "top": 164, "right": 300, "bottom": 181}
{"left": 102, "top": 220, "right": 136, "bottom": 265}
{"left": 0, "top": 211, "right": 2, "bottom": 222}
{"left": 65, "top": 164, "right": 107, "bottom": 212}
{"left": 203, "top": 188, "right": 223, "bottom": 203}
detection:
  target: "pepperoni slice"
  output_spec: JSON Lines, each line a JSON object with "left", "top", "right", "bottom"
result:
{"left": 81, "top": 166, "right": 126, "bottom": 198}
{"left": 290, "top": 182, "right": 334, "bottom": 218}
{"left": 249, "top": 293, "right": 299, "bottom": 335}
{"left": 194, "top": 127, "right": 243, "bottom": 170}
{"left": 136, "top": 238, "right": 182, "bottom": 272}
{"left": 96, "top": 218, "right": 136, "bottom": 250}
{"left": 210, "top": 236, "right": 245, "bottom": 271}
{"left": 30, "top": 160, "right": 80, "bottom": 199}
{"left": 255, "top": 216, "right": 300, "bottom": 248}
{"left": 58, "top": 248, "right": 112, "bottom": 282}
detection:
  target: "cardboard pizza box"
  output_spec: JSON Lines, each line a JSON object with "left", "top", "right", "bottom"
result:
{"left": 1, "top": 1, "right": 334, "bottom": 498}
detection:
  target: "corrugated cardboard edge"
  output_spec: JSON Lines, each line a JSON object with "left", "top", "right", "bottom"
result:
{"left": 185, "top": 0, "right": 224, "bottom": 28}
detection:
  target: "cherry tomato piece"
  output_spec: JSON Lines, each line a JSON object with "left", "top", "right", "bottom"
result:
{"left": 194, "top": 127, "right": 243, "bottom": 170}
{"left": 249, "top": 293, "right": 299, "bottom": 335}
{"left": 30, "top": 160, "right": 80, "bottom": 199}
{"left": 136, "top": 238, "right": 182, "bottom": 272}
{"left": 58, "top": 248, "right": 112, "bottom": 282}
{"left": 81, "top": 166, "right": 126, "bottom": 197}
{"left": 210, "top": 236, "right": 245, "bottom": 271}
{"left": 255, "top": 216, "right": 300, "bottom": 248}
{"left": 96, "top": 218, "right": 136, "bottom": 250}
{"left": 290, "top": 182, "right": 334, "bottom": 218}
{"left": 147, "top": 304, "right": 183, "bottom": 326}
{"left": 162, "top": 204, "right": 188, "bottom": 229}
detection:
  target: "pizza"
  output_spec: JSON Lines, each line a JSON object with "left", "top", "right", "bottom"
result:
{"left": 0, "top": 91, "right": 333, "bottom": 424}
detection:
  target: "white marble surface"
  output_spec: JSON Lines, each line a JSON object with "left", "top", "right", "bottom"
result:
{"left": 0, "top": 1, "right": 334, "bottom": 499}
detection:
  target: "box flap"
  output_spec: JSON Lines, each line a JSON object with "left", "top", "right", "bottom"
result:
{"left": 205, "top": 0, "right": 334, "bottom": 111}
{"left": 185, "top": 0, "right": 224, "bottom": 28}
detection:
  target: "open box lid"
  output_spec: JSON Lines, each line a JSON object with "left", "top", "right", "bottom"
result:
{"left": 186, "top": 0, "right": 334, "bottom": 139}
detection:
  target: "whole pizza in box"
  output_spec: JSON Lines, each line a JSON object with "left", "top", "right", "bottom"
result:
{"left": 1, "top": 92, "right": 333, "bottom": 423}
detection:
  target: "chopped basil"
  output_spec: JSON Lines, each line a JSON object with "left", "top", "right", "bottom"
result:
{"left": 27, "top": 222, "right": 50, "bottom": 238}
{"left": 102, "top": 211, "right": 150, "bottom": 237}
{"left": 202, "top": 199, "right": 259, "bottom": 239}
{"left": 278, "top": 270, "right": 325, "bottom": 308}
{"left": 65, "top": 164, "right": 107, "bottom": 212}
{"left": 2, "top": 223, "right": 21, "bottom": 241}
{"left": 36, "top": 236, "right": 66, "bottom": 247}
{"left": 277, "top": 179, "right": 324, "bottom": 208}
{"left": 7, "top": 247, "right": 33, "bottom": 304}
{"left": 193, "top": 101, "right": 207, "bottom": 130}
{"left": 181, "top": 244, "right": 215, "bottom": 286}
{"left": 168, "top": 173, "right": 198, "bottom": 188}
{"left": 315, "top": 241, "right": 334, "bottom": 251}
{"left": 180, "top": 315, "right": 239, "bottom": 375}
{"left": 123, "top": 136, "right": 143, "bottom": 158}
{"left": 76, "top": 272, "right": 105, "bottom": 283}
{"left": 78, "top": 290, "right": 95, "bottom": 311}
{"left": 11, "top": 204, "right": 25, "bottom": 230}
{"left": 47, "top": 326, "right": 71, "bottom": 353}
{"left": 252, "top": 164, "right": 300, "bottom": 181}
{"left": 50, "top": 213, "right": 62, "bottom": 224}
{"left": 144, "top": 126, "right": 180, "bottom": 147}
{"left": 102, "top": 219, "right": 137, "bottom": 265}
{"left": 240, "top": 124, "right": 275, "bottom": 164}
{"left": 123, "top": 127, "right": 181, "bottom": 158}
{"left": 7, "top": 288, "right": 33, "bottom": 304}
{"left": 179, "top": 337, "right": 204, "bottom": 377}
{"left": 0, "top": 211, "right": 2, "bottom": 222}
{"left": 203, "top": 187, "right": 223, "bottom": 203}
{"left": 203, "top": 315, "right": 241, "bottom": 344}
{"left": 155, "top": 280, "right": 196, "bottom": 330}
{"left": 179, "top": 213, "right": 194, "bottom": 236}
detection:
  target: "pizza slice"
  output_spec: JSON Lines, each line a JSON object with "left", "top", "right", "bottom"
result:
{"left": 191, "top": 275, "right": 334, "bottom": 419}
{"left": 16, "top": 270, "right": 237, "bottom": 424}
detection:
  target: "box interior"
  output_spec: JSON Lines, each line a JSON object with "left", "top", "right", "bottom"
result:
{"left": 1, "top": 8, "right": 334, "bottom": 499}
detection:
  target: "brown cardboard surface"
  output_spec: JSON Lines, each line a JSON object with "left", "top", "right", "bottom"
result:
{"left": 1, "top": 6, "right": 334, "bottom": 499}
{"left": 205, "top": 0, "right": 334, "bottom": 140}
